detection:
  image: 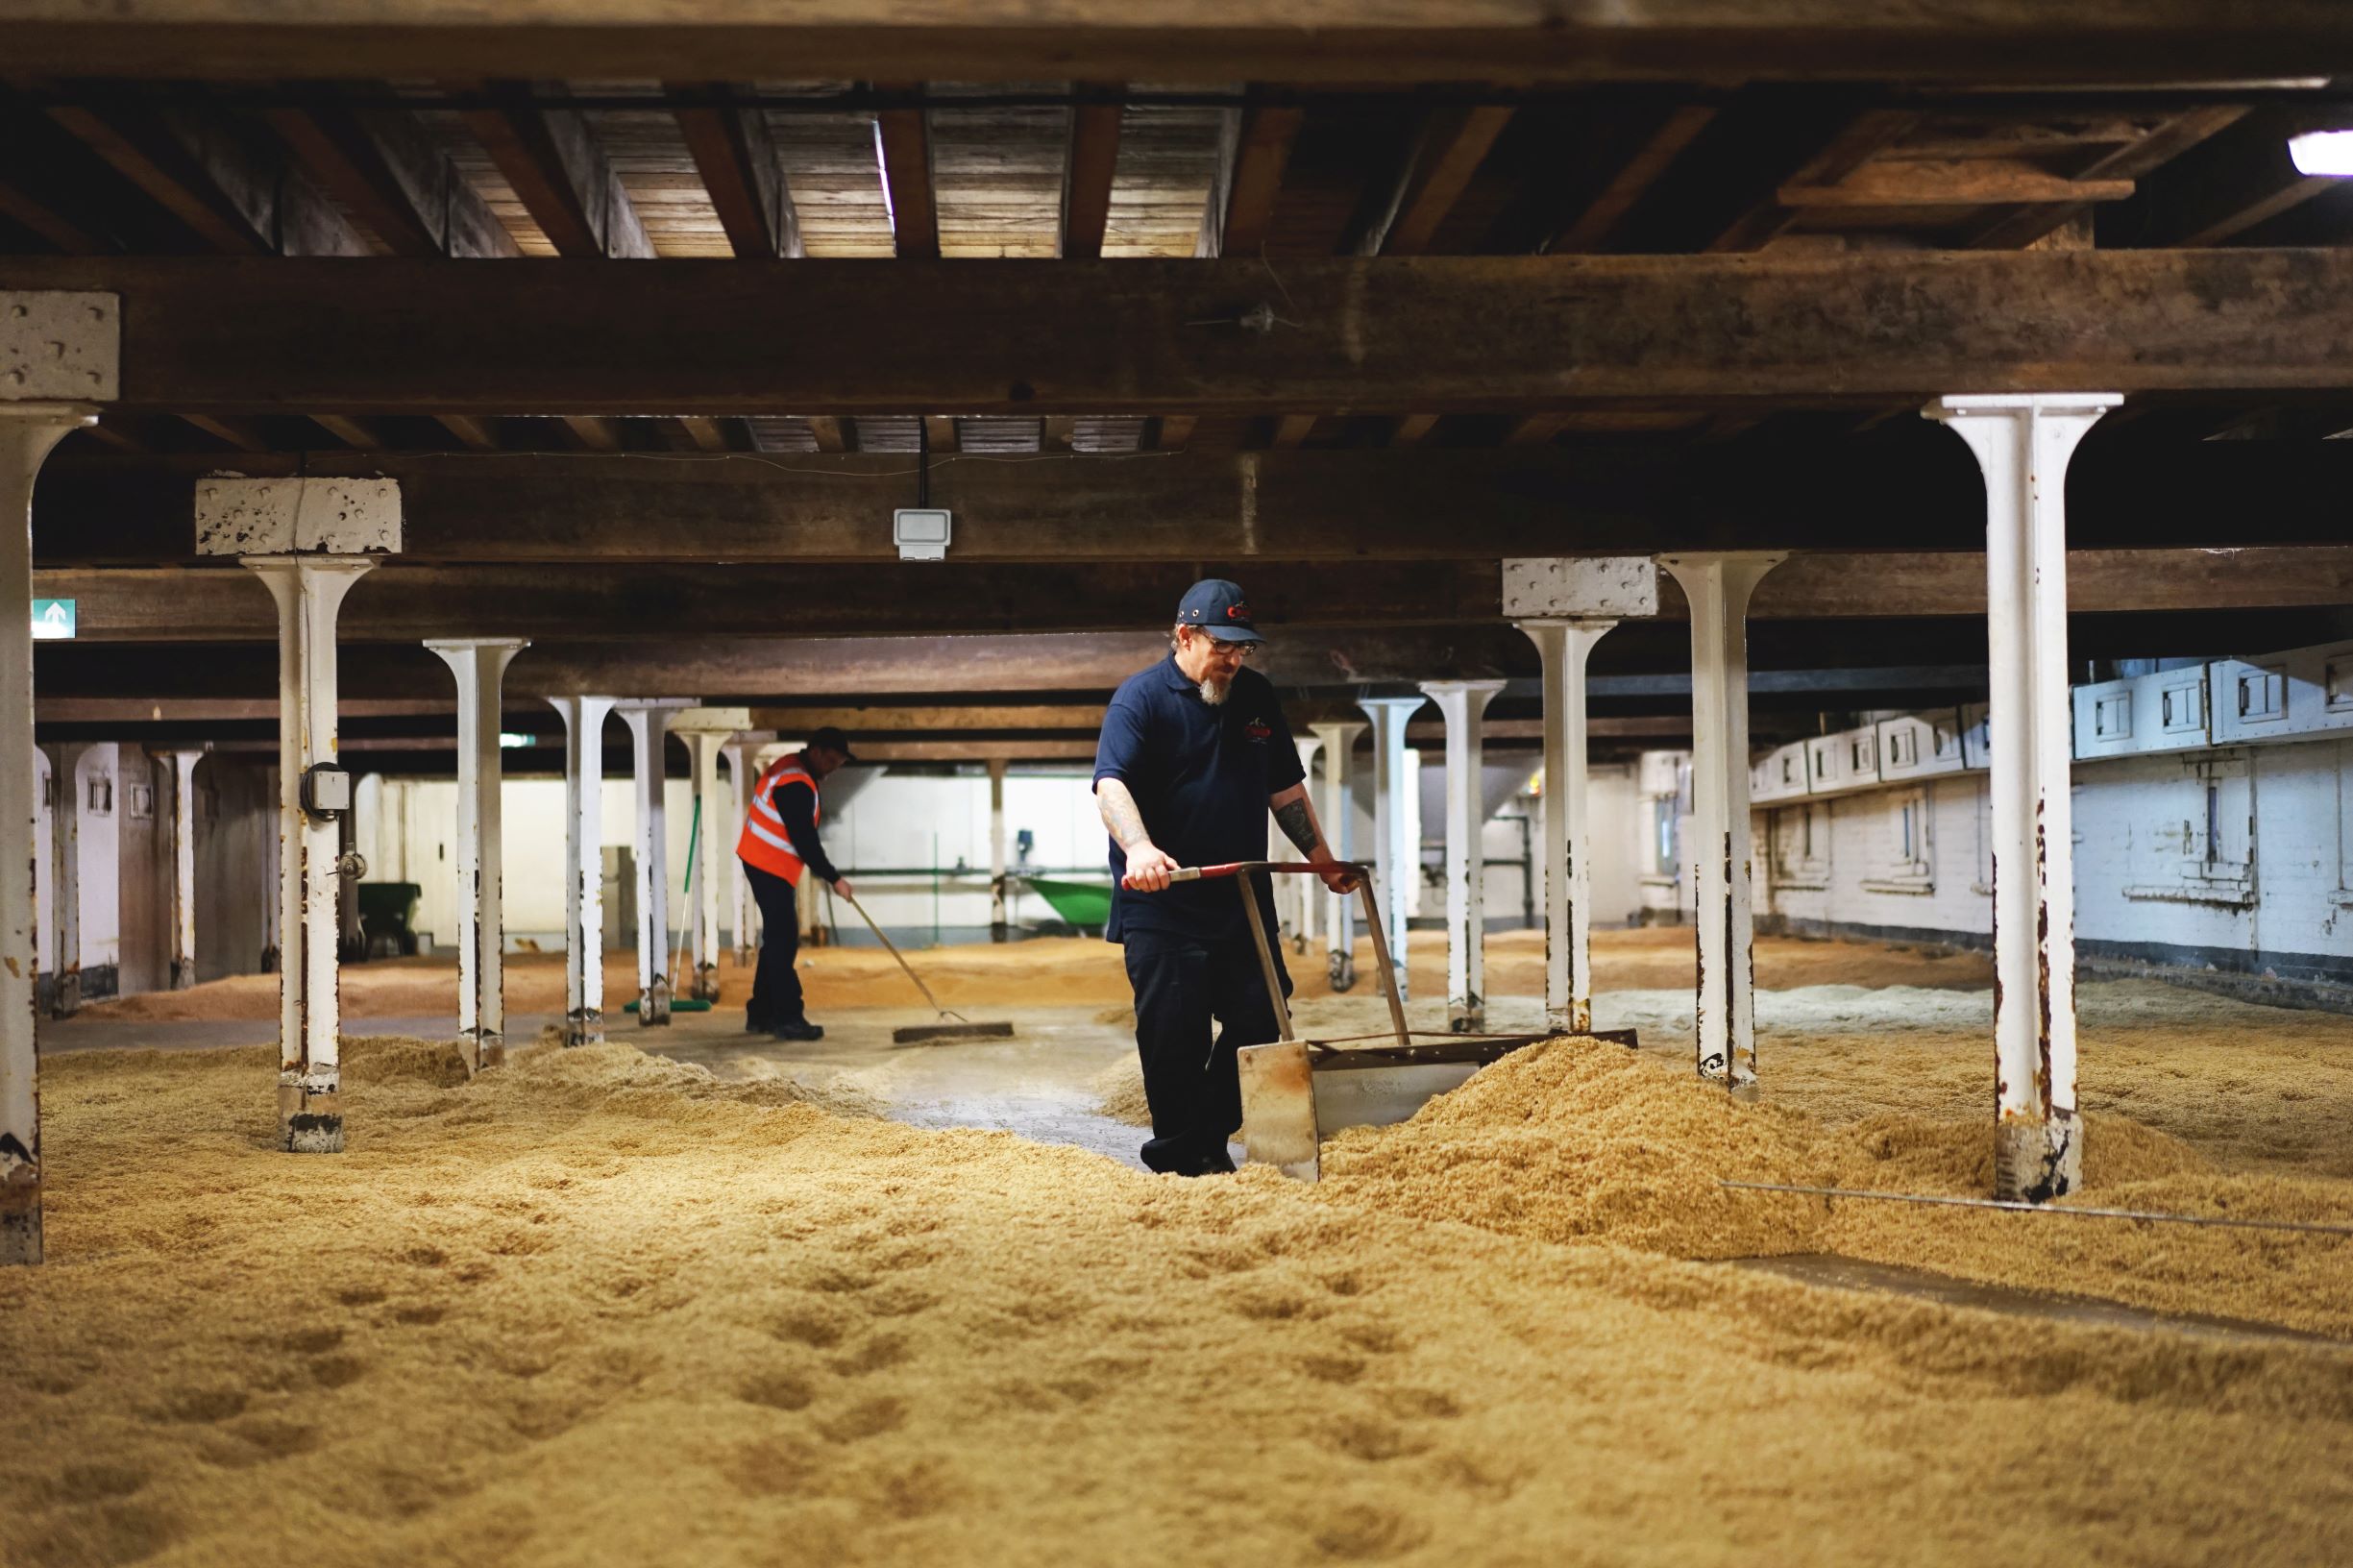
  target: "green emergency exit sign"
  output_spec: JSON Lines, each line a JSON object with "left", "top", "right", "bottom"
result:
{"left": 31, "top": 599, "right": 75, "bottom": 641}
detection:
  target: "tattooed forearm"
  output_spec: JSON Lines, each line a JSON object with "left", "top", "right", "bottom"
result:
{"left": 1274, "top": 797, "right": 1321, "bottom": 854}
{"left": 1095, "top": 778, "right": 1152, "bottom": 849}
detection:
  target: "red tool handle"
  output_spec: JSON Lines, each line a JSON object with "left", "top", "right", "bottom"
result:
{"left": 1122, "top": 859, "right": 1363, "bottom": 890}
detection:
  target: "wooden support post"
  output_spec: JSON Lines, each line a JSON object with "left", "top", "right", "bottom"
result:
{"left": 1517, "top": 621, "right": 1618, "bottom": 1034}
{"left": 159, "top": 747, "right": 202, "bottom": 989}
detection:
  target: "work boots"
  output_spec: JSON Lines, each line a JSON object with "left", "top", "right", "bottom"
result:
{"left": 771, "top": 1020, "right": 824, "bottom": 1041}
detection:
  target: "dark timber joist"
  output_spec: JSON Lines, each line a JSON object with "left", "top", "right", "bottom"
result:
{"left": 263, "top": 88, "right": 522, "bottom": 258}
{"left": 1354, "top": 105, "right": 1515, "bottom": 257}
{"left": 672, "top": 84, "right": 800, "bottom": 259}
{"left": 1059, "top": 91, "right": 1123, "bottom": 260}
{"left": 42, "top": 91, "right": 367, "bottom": 257}
{"left": 12, "top": 4, "right": 2353, "bottom": 85}
{"left": 456, "top": 80, "right": 652, "bottom": 258}
{"left": 873, "top": 85, "right": 939, "bottom": 260}
{"left": 12, "top": 250, "right": 2353, "bottom": 414}
{"left": 1605, "top": 86, "right": 1876, "bottom": 254}
{"left": 43, "top": 435, "right": 2353, "bottom": 564}
{"left": 2107, "top": 108, "right": 2345, "bottom": 248}
{"left": 34, "top": 548, "right": 2353, "bottom": 646}
{"left": 1968, "top": 104, "right": 2245, "bottom": 251}
{"left": 1208, "top": 103, "right": 1302, "bottom": 258}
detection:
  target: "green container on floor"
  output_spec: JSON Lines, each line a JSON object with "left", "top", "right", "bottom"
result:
{"left": 1024, "top": 877, "right": 1115, "bottom": 931}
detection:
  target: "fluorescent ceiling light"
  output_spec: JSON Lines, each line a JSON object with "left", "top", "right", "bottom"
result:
{"left": 499, "top": 732, "right": 533, "bottom": 748}
{"left": 2287, "top": 130, "right": 2353, "bottom": 177}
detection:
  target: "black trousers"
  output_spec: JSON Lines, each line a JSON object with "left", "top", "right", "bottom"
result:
{"left": 744, "top": 863, "right": 807, "bottom": 1029}
{"left": 1122, "top": 928, "right": 1289, "bottom": 1174}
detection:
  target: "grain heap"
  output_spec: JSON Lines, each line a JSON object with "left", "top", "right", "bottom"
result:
{"left": 7, "top": 1032, "right": 2353, "bottom": 1565}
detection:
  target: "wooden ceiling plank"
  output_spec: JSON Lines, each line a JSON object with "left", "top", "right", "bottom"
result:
{"left": 1150, "top": 414, "right": 1196, "bottom": 451}
{"left": 672, "top": 84, "right": 802, "bottom": 259}
{"left": 181, "top": 413, "right": 273, "bottom": 452}
{"left": 1546, "top": 102, "right": 1718, "bottom": 254}
{"left": 872, "top": 83, "right": 939, "bottom": 260}
{"left": 1389, "top": 413, "right": 1441, "bottom": 447}
{"left": 1059, "top": 93, "right": 1124, "bottom": 260}
{"left": 265, "top": 88, "right": 520, "bottom": 258}
{"left": 805, "top": 416, "right": 847, "bottom": 453}
{"left": 457, "top": 80, "right": 652, "bottom": 258}
{"left": 675, "top": 415, "right": 731, "bottom": 453}
{"left": 1712, "top": 104, "right": 1917, "bottom": 251}
{"left": 922, "top": 414, "right": 960, "bottom": 453}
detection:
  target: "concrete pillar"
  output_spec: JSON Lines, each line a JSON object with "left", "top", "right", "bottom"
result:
{"left": 1518, "top": 622, "right": 1617, "bottom": 1034}
{"left": 548, "top": 695, "right": 617, "bottom": 1045}
{"left": 1357, "top": 698, "right": 1424, "bottom": 1004}
{"left": 722, "top": 735, "right": 769, "bottom": 964}
{"left": 616, "top": 700, "right": 693, "bottom": 1025}
{"left": 425, "top": 638, "right": 527, "bottom": 1072}
{"left": 1928, "top": 393, "right": 2120, "bottom": 1202}
{"left": 246, "top": 556, "right": 377, "bottom": 1152}
{"left": 1288, "top": 733, "right": 1324, "bottom": 952}
{"left": 159, "top": 749, "right": 203, "bottom": 990}
{"left": 1656, "top": 553, "right": 1782, "bottom": 1094}
{"left": 1420, "top": 680, "right": 1506, "bottom": 1032}
{"left": 670, "top": 710, "right": 749, "bottom": 1002}
{"left": 37, "top": 743, "right": 89, "bottom": 1017}
{"left": 1308, "top": 721, "right": 1365, "bottom": 989}
{"left": 4, "top": 404, "right": 96, "bottom": 1265}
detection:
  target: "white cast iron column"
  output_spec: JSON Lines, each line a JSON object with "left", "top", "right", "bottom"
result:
{"left": 425, "top": 638, "right": 527, "bottom": 1072}
{"left": 3, "top": 404, "right": 96, "bottom": 1265}
{"left": 722, "top": 734, "right": 768, "bottom": 964}
{"left": 1308, "top": 721, "right": 1364, "bottom": 988}
{"left": 1656, "top": 553, "right": 1782, "bottom": 1094}
{"left": 617, "top": 700, "right": 693, "bottom": 1025}
{"left": 988, "top": 757, "right": 1009, "bottom": 939}
{"left": 247, "top": 557, "right": 377, "bottom": 1152}
{"left": 38, "top": 743, "right": 88, "bottom": 1017}
{"left": 1518, "top": 621, "right": 1617, "bottom": 1034}
{"left": 549, "top": 695, "right": 617, "bottom": 1045}
{"left": 1288, "top": 733, "right": 1324, "bottom": 952}
{"left": 160, "top": 749, "right": 203, "bottom": 989}
{"left": 1357, "top": 697, "right": 1424, "bottom": 1003}
{"left": 670, "top": 710, "right": 749, "bottom": 1002}
{"left": 1927, "top": 393, "right": 2119, "bottom": 1202}
{"left": 1420, "top": 680, "right": 1506, "bottom": 1032}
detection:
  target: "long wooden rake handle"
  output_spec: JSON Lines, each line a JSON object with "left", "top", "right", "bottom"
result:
{"left": 838, "top": 888, "right": 965, "bottom": 1023}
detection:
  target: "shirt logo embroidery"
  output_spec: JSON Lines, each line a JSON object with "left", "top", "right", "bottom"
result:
{"left": 1244, "top": 719, "right": 1271, "bottom": 742}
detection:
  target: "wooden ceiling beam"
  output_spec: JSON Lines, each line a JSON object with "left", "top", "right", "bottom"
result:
{"left": 1968, "top": 105, "right": 2246, "bottom": 251}
{"left": 672, "top": 84, "right": 801, "bottom": 259}
{"left": 12, "top": 250, "right": 2353, "bottom": 412}
{"left": 1059, "top": 92, "right": 1124, "bottom": 260}
{"left": 1783, "top": 159, "right": 2136, "bottom": 209}
{"left": 310, "top": 414, "right": 389, "bottom": 449}
{"left": 456, "top": 80, "right": 651, "bottom": 258}
{"left": 435, "top": 414, "right": 501, "bottom": 451}
{"left": 264, "top": 88, "right": 520, "bottom": 258}
{"left": 1601, "top": 86, "right": 1877, "bottom": 254}
{"left": 42, "top": 90, "right": 366, "bottom": 257}
{"left": 46, "top": 438, "right": 2353, "bottom": 568}
{"left": 560, "top": 414, "right": 624, "bottom": 452}
{"left": 1709, "top": 105, "right": 1916, "bottom": 251}
{"left": 180, "top": 413, "right": 274, "bottom": 452}
{"left": 674, "top": 415, "right": 731, "bottom": 453}
{"left": 804, "top": 416, "right": 847, "bottom": 453}
{"left": 12, "top": 6, "right": 2353, "bottom": 86}
{"left": 1355, "top": 104, "right": 1515, "bottom": 257}
{"left": 872, "top": 84, "right": 939, "bottom": 260}
{"left": 37, "top": 548, "right": 2353, "bottom": 649}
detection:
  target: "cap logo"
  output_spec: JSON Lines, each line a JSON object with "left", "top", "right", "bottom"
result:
{"left": 1227, "top": 603, "right": 1250, "bottom": 620}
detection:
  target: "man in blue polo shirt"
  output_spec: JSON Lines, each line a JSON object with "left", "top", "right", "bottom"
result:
{"left": 1093, "top": 578, "right": 1359, "bottom": 1175}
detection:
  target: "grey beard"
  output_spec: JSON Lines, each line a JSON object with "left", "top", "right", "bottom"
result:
{"left": 1197, "top": 676, "right": 1230, "bottom": 706}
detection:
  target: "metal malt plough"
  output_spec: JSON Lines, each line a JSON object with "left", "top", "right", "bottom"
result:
{"left": 1150, "top": 860, "right": 1631, "bottom": 1181}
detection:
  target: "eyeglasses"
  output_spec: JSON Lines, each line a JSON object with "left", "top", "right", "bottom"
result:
{"left": 1201, "top": 638, "right": 1256, "bottom": 662}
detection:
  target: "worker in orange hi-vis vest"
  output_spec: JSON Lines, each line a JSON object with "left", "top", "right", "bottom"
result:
{"left": 737, "top": 725, "right": 856, "bottom": 1041}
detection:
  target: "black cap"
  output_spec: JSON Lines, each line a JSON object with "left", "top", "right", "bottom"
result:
{"left": 806, "top": 725, "right": 857, "bottom": 761}
{"left": 1175, "top": 577, "right": 1264, "bottom": 644}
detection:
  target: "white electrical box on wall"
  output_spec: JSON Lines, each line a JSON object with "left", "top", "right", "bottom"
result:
{"left": 894, "top": 507, "right": 952, "bottom": 561}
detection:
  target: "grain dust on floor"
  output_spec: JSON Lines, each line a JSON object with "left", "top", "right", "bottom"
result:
{"left": 7, "top": 1008, "right": 2353, "bottom": 1566}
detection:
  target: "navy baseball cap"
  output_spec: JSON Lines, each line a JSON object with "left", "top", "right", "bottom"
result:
{"left": 1175, "top": 577, "right": 1264, "bottom": 644}
{"left": 806, "top": 725, "right": 857, "bottom": 761}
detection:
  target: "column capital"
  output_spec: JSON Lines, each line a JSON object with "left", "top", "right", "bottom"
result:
{"left": 1417, "top": 677, "right": 1508, "bottom": 699}
{"left": 1924, "top": 392, "right": 2124, "bottom": 422}
{"left": 424, "top": 636, "right": 531, "bottom": 654}
{"left": 668, "top": 705, "right": 755, "bottom": 735}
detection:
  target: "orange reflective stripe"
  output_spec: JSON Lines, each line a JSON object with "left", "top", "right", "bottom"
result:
{"left": 737, "top": 756, "right": 821, "bottom": 884}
